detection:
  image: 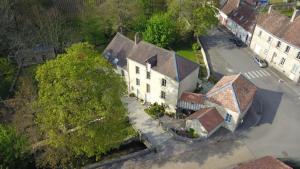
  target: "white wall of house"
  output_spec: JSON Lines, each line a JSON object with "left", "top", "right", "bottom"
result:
{"left": 250, "top": 25, "right": 300, "bottom": 83}
{"left": 127, "top": 59, "right": 179, "bottom": 112}
{"left": 186, "top": 119, "right": 208, "bottom": 138}
{"left": 219, "top": 11, "right": 228, "bottom": 25}
{"left": 226, "top": 18, "right": 252, "bottom": 45}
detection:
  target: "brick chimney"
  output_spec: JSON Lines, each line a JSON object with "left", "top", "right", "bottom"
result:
{"left": 290, "top": 8, "right": 300, "bottom": 22}
{"left": 134, "top": 32, "right": 141, "bottom": 45}
{"left": 268, "top": 5, "right": 273, "bottom": 14}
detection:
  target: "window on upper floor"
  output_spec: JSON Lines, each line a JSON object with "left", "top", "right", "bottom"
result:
{"left": 136, "top": 78, "right": 140, "bottom": 85}
{"left": 276, "top": 41, "right": 281, "bottom": 48}
{"left": 258, "top": 30, "right": 262, "bottom": 37}
{"left": 135, "top": 66, "right": 140, "bottom": 74}
{"left": 146, "top": 84, "right": 150, "bottom": 93}
{"left": 146, "top": 72, "right": 151, "bottom": 79}
{"left": 267, "top": 36, "right": 272, "bottom": 43}
{"left": 225, "top": 113, "right": 232, "bottom": 123}
{"left": 121, "top": 70, "right": 125, "bottom": 77}
{"left": 285, "top": 46, "right": 290, "bottom": 53}
{"left": 291, "top": 64, "right": 299, "bottom": 74}
{"left": 160, "top": 91, "right": 166, "bottom": 99}
{"left": 297, "top": 52, "right": 300, "bottom": 59}
{"left": 280, "top": 58, "right": 286, "bottom": 65}
{"left": 161, "top": 78, "right": 166, "bottom": 87}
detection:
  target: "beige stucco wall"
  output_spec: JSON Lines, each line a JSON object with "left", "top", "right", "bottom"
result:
{"left": 186, "top": 119, "right": 208, "bottom": 138}
{"left": 250, "top": 25, "right": 300, "bottom": 82}
{"left": 127, "top": 59, "right": 179, "bottom": 112}
{"left": 178, "top": 67, "right": 200, "bottom": 97}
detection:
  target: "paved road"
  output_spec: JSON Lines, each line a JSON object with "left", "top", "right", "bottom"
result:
{"left": 201, "top": 27, "right": 300, "bottom": 159}
{"left": 123, "top": 97, "right": 172, "bottom": 146}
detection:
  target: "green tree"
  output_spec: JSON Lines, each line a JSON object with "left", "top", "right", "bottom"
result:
{"left": 143, "top": 13, "right": 176, "bottom": 48}
{"left": 193, "top": 5, "right": 218, "bottom": 37}
{"left": 0, "top": 125, "right": 30, "bottom": 169}
{"left": 0, "top": 57, "right": 16, "bottom": 98}
{"left": 35, "top": 42, "right": 131, "bottom": 167}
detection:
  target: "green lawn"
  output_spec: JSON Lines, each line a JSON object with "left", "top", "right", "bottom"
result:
{"left": 176, "top": 49, "right": 197, "bottom": 63}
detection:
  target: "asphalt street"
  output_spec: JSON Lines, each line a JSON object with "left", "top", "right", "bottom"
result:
{"left": 201, "top": 27, "right": 300, "bottom": 159}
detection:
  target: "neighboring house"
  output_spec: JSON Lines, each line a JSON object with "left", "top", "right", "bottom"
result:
{"left": 219, "top": 0, "right": 257, "bottom": 45}
{"left": 206, "top": 74, "right": 257, "bottom": 131}
{"left": 183, "top": 74, "right": 257, "bottom": 136}
{"left": 103, "top": 33, "right": 200, "bottom": 112}
{"left": 11, "top": 45, "right": 55, "bottom": 67}
{"left": 232, "top": 156, "right": 292, "bottom": 169}
{"left": 250, "top": 7, "right": 300, "bottom": 83}
{"left": 186, "top": 108, "right": 224, "bottom": 138}
{"left": 177, "top": 92, "right": 205, "bottom": 111}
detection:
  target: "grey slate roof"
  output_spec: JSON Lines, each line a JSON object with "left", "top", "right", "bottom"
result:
{"left": 103, "top": 33, "right": 199, "bottom": 82}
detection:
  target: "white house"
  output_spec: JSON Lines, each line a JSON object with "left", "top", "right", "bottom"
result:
{"left": 103, "top": 33, "right": 200, "bottom": 113}
{"left": 250, "top": 7, "right": 300, "bottom": 83}
{"left": 183, "top": 74, "right": 257, "bottom": 135}
{"left": 185, "top": 107, "right": 224, "bottom": 138}
{"left": 219, "top": 0, "right": 256, "bottom": 45}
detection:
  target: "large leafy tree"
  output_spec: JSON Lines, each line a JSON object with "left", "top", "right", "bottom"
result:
{"left": 193, "top": 5, "right": 218, "bottom": 37}
{"left": 0, "top": 125, "right": 30, "bottom": 169}
{"left": 143, "top": 13, "right": 176, "bottom": 48}
{"left": 35, "top": 42, "right": 131, "bottom": 167}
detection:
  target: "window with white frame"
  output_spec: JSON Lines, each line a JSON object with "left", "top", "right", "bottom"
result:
{"left": 291, "top": 64, "right": 299, "bottom": 74}
{"left": 276, "top": 41, "right": 281, "bottom": 48}
{"left": 285, "top": 46, "right": 290, "bottom": 53}
{"left": 267, "top": 36, "right": 272, "bottom": 43}
{"left": 146, "top": 84, "right": 150, "bottom": 93}
{"left": 135, "top": 66, "right": 140, "bottom": 74}
{"left": 160, "top": 91, "right": 166, "bottom": 99}
{"left": 280, "top": 58, "right": 286, "bottom": 65}
{"left": 146, "top": 71, "right": 151, "bottom": 79}
{"left": 161, "top": 78, "right": 166, "bottom": 87}
{"left": 225, "top": 113, "right": 232, "bottom": 123}
{"left": 297, "top": 52, "right": 300, "bottom": 59}
{"left": 136, "top": 78, "right": 140, "bottom": 85}
{"left": 258, "top": 30, "right": 262, "bottom": 37}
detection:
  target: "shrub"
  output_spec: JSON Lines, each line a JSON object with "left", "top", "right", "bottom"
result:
{"left": 144, "top": 102, "right": 166, "bottom": 119}
{"left": 192, "top": 43, "right": 200, "bottom": 51}
{"left": 187, "top": 128, "right": 199, "bottom": 138}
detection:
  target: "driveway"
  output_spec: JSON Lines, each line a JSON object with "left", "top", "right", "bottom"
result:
{"left": 201, "top": 27, "right": 300, "bottom": 158}
{"left": 122, "top": 97, "right": 172, "bottom": 146}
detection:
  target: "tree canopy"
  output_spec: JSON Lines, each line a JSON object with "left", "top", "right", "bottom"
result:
{"left": 0, "top": 57, "right": 16, "bottom": 98}
{"left": 35, "top": 42, "right": 132, "bottom": 167}
{"left": 143, "top": 13, "right": 176, "bottom": 48}
{"left": 193, "top": 5, "right": 218, "bottom": 37}
{"left": 0, "top": 125, "right": 30, "bottom": 169}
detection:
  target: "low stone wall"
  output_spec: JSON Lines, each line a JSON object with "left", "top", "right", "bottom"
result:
{"left": 169, "top": 128, "right": 204, "bottom": 144}
{"left": 84, "top": 146, "right": 156, "bottom": 169}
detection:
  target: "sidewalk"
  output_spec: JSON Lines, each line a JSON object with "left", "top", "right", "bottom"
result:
{"left": 122, "top": 97, "right": 172, "bottom": 147}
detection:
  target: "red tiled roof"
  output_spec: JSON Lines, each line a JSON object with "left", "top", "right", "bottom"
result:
{"left": 228, "top": 3, "right": 257, "bottom": 32}
{"left": 257, "top": 10, "right": 300, "bottom": 48}
{"left": 221, "top": 0, "right": 240, "bottom": 15}
{"left": 233, "top": 156, "right": 293, "bottom": 169}
{"left": 187, "top": 108, "right": 224, "bottom": 133}
{"left": 207, "top": 74, "right": 258, "bottom": 113}
{"left": 179, "top": 92, "right": 205, "bottom": 104}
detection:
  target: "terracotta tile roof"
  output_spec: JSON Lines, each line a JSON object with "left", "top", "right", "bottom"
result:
{"left": 233, "top": 156, "right": 293, "bottom": 169}
{"left": 187, "top": 108, "right": 224, "bottom": 134}
{"left": 228, "top": 3, "right": 257, "bottom": 32}
{"left": 207, "top": 74, "right": 258, "bottom": 113}
{"left": 221, "top": 0, "right": 240, "bottom": 15}
{"left": 104, "top": 33, "right": 199, "bottom": 82}
{"left": 179, "top": 92, "right": 205, "bottom": 104}
{"left": 103, "top": 33, "right": 134, "bottom": 69}
{"left": 257, "top": 11, "right": 300, "bottom": 48}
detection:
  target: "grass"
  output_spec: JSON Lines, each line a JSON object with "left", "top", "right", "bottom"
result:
{"left": 175, "top": 45, "right": 207, "bottom": 79}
